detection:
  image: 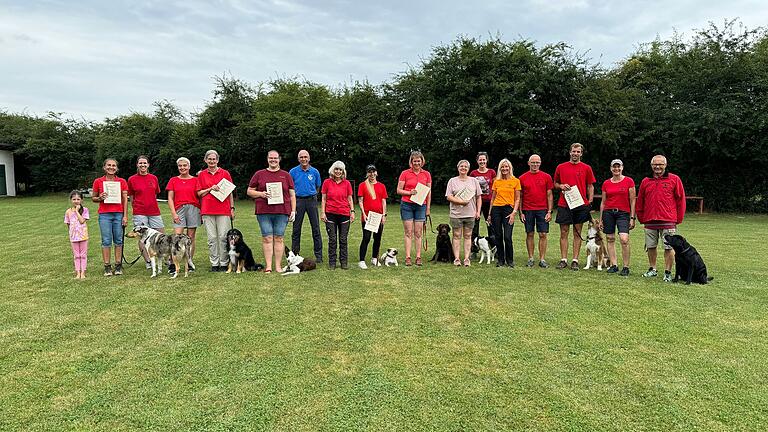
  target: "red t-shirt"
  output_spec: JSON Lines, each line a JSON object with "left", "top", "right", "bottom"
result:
{"left": 92, "top": 176, "right": 128, "bottom": 214}
{"left": 398, "top": 169, "right": 431, "bottom": 204}
{"left": 602, "top": 176, "right": 635, "bottom": 213}
{"left": 127, "top": 173, "right": 161, "bottom": 216}
{"left": 469, "top": 169, "right": 496, "bottom": 202}
{"left": 248, "top": 169, "right": 294, "bottom": 215}
{"left": 322, "top": 179, "right": 353, "bottom": 216}
{"left": 553, "top": 161, "right": 596, "bottom": 207}
{"left": 519, "top": 171, "right": 554, "bottom": 211}
{"left": 196, "top": 168, "right": 234, "bottom": 216}
{"left": 165, "top": 176, "right": 199, "bottom": 210}
{"left": 357, "top": 181, "right": 388, "bottom": 214}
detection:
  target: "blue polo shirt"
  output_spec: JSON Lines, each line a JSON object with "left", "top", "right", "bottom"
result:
{"left": 290, "top": 165, "right": 322, "bottom": 197}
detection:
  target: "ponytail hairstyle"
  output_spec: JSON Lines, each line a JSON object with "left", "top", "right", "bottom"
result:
{"left": 69, "top": 190, "right": 85, "bottom": 215}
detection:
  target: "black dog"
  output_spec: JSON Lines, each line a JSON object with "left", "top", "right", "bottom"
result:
{"left": 664, "top": 234, "right": 713, "bottom": 284}
{"left": 225, "top": 228, "right": 263, "bottom": 273}
{"left": 430, "top": 223, "right": 455, "bottom": 263}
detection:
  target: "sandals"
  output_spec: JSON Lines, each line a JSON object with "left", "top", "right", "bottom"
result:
{"left": 415, "top": 257, "right": 422, "bottom": 266}
{"left": 405, "top": 257, "right": 412, "bottom": 266}
{"left": 264, "top": 269, "right": 272, "bottom": 274}
{"left": 453, "top": 259, "right": 461, "bottom": 266}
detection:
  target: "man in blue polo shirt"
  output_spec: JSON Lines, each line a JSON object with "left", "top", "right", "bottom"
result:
{"left": 289, "top": 149, "right": 323, "bottom": 262}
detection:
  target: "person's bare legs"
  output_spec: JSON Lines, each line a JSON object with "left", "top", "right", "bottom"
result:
{"left": 664, "top": 249, "right": 674, "bottom": 272}
{"left": 413, "top": 221, "right": 424, "bottom": 260}
{"left": 559, "top": 224, "right": 570, "bottom": 261}
{"left": 526, "top": 232, "right": 535, "bottom": 260}
{"left": 571, "top": 223, "right": 584, "bottom": 262}
{"left": 538, "top": 233, "right": 548, "bottom": 261}
{"left": 606, "top": 234, "right": 618, "bottom": 266}
{"left": 262, "top": 236, "right": 274, "bottom": 271}
{"left": 462, "top": 226, "right": 473, "bottom": 261}
{"left": 403, "top": 220, "right": 414, "bottom": 260}
{"left": 451, "top": 229, "right": 461, "bottom": 262}
{"left": 274, "top": 235, "right": 285, "bottom": 272}
{"left": 619, "top": 233, "right": 630, "bottom": 268}
{"left": 647, "top": 247, "right": 657, "bottom": 269}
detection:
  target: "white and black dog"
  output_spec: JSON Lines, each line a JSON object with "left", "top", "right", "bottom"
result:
{"left": 473, "top": 223, "right": 497, "bottom": 264}
{"left": 380, "top": 248, "right": 399, "bottom": 267}
{"left": 127, "top": 226, "right": 192, "bottom": 278}
{"left": 225, "top": 228, "right": 263, "bottom": 273}
{"left": 584, "top": 219, "right": 609, "bottom": 270}
{"left": 281, "top": 248, "right": 317, "bottom": 275}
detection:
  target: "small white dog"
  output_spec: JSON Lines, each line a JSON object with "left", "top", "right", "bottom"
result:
{"left": 380, "top": 248, "right": 399, "bottom": 267}
{"left": 584, "top": 220, "right": 609, "bottom": 270}
{"left": 281, "top": 248, "right": 317, "bottom": 275}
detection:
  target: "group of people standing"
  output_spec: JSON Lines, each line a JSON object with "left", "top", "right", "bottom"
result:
{"left": 66, "top": 144, "right": 685, "bottom": 280}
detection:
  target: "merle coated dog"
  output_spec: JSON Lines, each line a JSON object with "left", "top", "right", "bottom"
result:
{"left": 225, "top": 228, "right": 263, "bottom": 273}
{"left": 431, "top": 223, "right": 455, "bottom": 263}
{"left": 127, "top": 226, "right": 192, "bottom": 278}
{"left": 664, "top": 234, "right": 713, "bottom": 284}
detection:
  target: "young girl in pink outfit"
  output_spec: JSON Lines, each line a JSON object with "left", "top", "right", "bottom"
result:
{"left": 65, "top": 190, "right": 90, "bottom": 279}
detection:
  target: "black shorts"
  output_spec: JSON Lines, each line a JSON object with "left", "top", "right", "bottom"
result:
{"left": 602, "top": 209, "right": 630, "bottom": 234}
{"left": 523, "top": 210, "right": 549, "bottom": 233}
{"left": 555, "top": 205, "right": 591, "bottom": 225}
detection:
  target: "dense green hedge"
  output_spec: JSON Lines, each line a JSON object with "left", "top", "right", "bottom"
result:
{"left": 1, "top": 21, "right": 765, "bottom": 212}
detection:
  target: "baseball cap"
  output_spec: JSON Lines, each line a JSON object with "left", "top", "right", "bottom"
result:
{"left": 366, "top": 164, "right": 377, "bottom": 172}
{"left": 610, "top": 159, "right": 623, "bottom": 166}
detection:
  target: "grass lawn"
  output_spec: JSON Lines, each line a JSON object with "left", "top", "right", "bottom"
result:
{"left": 1, "top": 195, "right": 766, "bottom": 431}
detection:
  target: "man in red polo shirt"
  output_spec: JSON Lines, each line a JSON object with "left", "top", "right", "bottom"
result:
{"left": 519, "top": 154, "right": 554, "bottom": 268}
{"left": 553, "top": 143, "right": 595, "bottom": 271}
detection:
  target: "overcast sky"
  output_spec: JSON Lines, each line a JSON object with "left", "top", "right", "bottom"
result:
{"left": 1, "top": 0, "right": 765, "bottom": 120}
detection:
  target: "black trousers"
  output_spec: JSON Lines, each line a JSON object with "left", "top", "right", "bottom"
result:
{"left": 292, "top": 196, "right": 323, "bottom": 261}
{"left": 491, "top": 205, "right": 515, "bottom": 264}
{"left": 472, "top": 199, "right": 492, "bottom": 238}
{"left": 359, "top": 220, "right": 384, "bottom": 261}
{"left": 325, "top": 213, "right": 350, "bottom": 266}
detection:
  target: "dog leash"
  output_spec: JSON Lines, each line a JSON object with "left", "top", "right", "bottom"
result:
{"left": 121, "top": 224, "right": 143, "bottom": 267}
{"left": 422, "top": 214, "right": 435, "bottom": 251}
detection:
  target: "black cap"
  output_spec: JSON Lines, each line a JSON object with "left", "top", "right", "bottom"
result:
{"left": 366, "top": 164, "right": 377, "bottom": 172}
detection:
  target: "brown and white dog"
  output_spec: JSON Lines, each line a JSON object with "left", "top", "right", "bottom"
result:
{"left": 584, "top": 219, "right": 609, "bottom": 270}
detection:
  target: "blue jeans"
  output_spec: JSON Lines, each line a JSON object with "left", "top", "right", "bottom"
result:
{"left": 98, "top": 212, "right": 124, "bottom": 247}
{"left": 257, "top": 214, "right": 289, "bottom": 237}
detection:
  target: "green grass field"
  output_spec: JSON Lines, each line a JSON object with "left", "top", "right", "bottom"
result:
{"left": 1, "top": 195, "right": 767, "bottom": 431}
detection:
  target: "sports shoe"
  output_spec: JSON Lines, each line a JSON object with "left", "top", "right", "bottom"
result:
{"left": 113, "top": 264, "right": 123, "bottom": 275}
{"left": 405, "top": 257, "right": 412, "bottom": 266}
{"left": 526, "top": 258, "right": 535, "bottom": 268}
{"left": 210, "top": 266, "right": 219, "bottom": 272}
{"left": 619, "top": 267, "right": 630, "bottom": 277}
{"left": 606, "top": 265, "right": 619, "bottom": 274}
{"left": 570, "top": 261, "right": 579, "bottom": 271}
{"left": 663, "top": 271, "right": 673, "bottom": 282}
{"left": 358, "top": 261, "right": 368, "bottom": 270}
{"left": 643, "top": 267, "right": 658, "bottom": 278}
{"left": 371, "top": 258, "right": 380, "bottom": 267}
{"left": 556, "top": 260, "right": 568, "bottom": 270}
{"left": 340, "top": 262, "right": 349, "bottom": 270}
{"left": 103, "top": 264, "right": 113, "bottom": 277}
{"left": 188, "top": 260, "right": 196, "bottom": 272}
{"left": 168, "top": 263, "right": 176, "bottom": 275}
{"left": 508, "top": 262, "right": 515, "bottom": 268}
{"left": 539, "top": 260, "right": 550, "bottom": 268}
{"left": 415, "top": 257, "right": 423, "bottom": 266}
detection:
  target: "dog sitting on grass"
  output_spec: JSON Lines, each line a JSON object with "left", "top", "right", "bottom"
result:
{"left": 664, "top": 234, "right": 714, "bottom": 284}
{"left": 431, "top": 223, "right": 455, "bottom": 263}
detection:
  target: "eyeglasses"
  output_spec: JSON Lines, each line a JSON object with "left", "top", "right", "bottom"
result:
{"left": 652, "top": 164, "right": 666, "bottom": 167}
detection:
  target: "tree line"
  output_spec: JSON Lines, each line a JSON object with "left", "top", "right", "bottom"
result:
{"left": 1, "top": 20, "right": 765, "bottom": 212}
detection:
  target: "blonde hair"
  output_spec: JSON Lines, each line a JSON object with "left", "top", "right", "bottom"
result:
{"left": 328, "top": 160, "right": 347, "bottom": 179}
{"left": 495, "top": 158, "right": 514, "bottom": 180}
{"left": 409, "top": 150, "right": 425, "bottom": 167}
{"left": 457, "top": 159, "right": 470, "bottom": 169}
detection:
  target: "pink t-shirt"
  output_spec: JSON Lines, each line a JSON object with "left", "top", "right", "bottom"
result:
{"left": 445, "top": 176, "right": 482, "bottom": 218}
{"left": 469, "top": 169, "right": 496, "bottom": 202}
{"left": 602, "top": 176, "right": 635, "bottom": 213}
{"left": 166, "top": 176, "right": 200, "bottom": 210}
{"left": 322, "top": 179, "right": 353, "bottom": 216}
{"left": 128, "top": 173, "right": 161, "bottom": 216}
{"left": 398, "top": 169, "right": 431, "bottom": 204}
{"left": 64, "top": 207, "right": 90, "bottom": 242}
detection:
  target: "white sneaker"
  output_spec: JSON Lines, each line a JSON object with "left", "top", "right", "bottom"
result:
{"left": 358, "top": 261, "right": 368, "bottom": 270}
{"left": 371, "top": 258, "right": 380, "bottom": 267}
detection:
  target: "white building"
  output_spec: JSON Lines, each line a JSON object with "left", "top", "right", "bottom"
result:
{"left": 0, "top": 145, "right": 16, "bottom": 196}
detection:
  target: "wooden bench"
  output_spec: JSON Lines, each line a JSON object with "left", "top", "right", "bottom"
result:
{"left": 687, "top": 196, "right": 704, "bottom": 214}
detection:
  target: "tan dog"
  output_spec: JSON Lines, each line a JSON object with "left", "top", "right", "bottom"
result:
{"left": 584, "top": 219, "right": 609, "bottom": 270}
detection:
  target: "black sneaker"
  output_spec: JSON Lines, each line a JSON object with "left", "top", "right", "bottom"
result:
{"left": 619, "top": 267, "right": 630, "bottom": 277}
{"left": 570, "top": 261, "right": 579, "bottom": 271}
{"left": 219, "top": 265, "right": 228, "bottom": 272}
{"left": 103, "top": 264, "right": 113, "bottom": 277}
{"left": 556, "top": 260, "right": 568, "bottom": 270}
{"left": 340, "top": 262, "right": 349, "bottom": 270}
{"left": 168, "top": 263, "right": 176, "bottom": 274}
{"left": 210, "top": 266, "right": 219, "bottom": 272}
{"left": 113, "top": 264, "right": 123, "bottom": 275}
{"left": 188, "top": 261, "right": 196, "bottom": 272}
{"left": 606, "top": 265, "right": 619, "bottom": 274}
{"left": 496, "top": 262, "right": 506, "bottom": 267}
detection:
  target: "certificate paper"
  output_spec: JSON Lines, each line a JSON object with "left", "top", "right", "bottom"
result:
{"left": 364, "top": 211, "right": 383, "bottom": 233}
{"left": 266, "top": 182, "right": 284, "bottom": 205}
{"left": 103, "top": 181, "right": 121, "bottom": 204}
{"left": 563, "top": 185, "right": 586, "bottom": 209}
{"left": 454, "top": 187, "right": 474, "bottom": 202}
{"left": 410, "top": 183, "right": 430, "bottom": 206}
{"left": 210, "top": 178, "right": 236, "bottom": 202}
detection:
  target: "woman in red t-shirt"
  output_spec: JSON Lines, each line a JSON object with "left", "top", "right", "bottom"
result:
{"left": 396, "top": 151, "right": 431, "bottom": 266}
{"left": 91, "top": 158, "right": 129, "bottom": 276}
{"left": 357, "top": 164, "right": 388, "bottom": 269}
{"left": 470, "top": 151, "right": 496, "bottom": 239}
{"left": 166, "top": 157, "right": 200, "bottom": 271}
{"left": 196, "top": 150, "right": 235, "bottom": 272}
{"left": 320, "top": 161, "right": 355, "bottom": 269}
{"left": 599, "top": 159, "right": 636, "bottom": 276}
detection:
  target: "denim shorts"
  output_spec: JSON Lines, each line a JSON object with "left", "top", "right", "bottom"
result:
{"left": 523, "top": 210, "right": 549, "bottom": 233}
{"left": 400, "top": 201, "right": 427, "bottom": 222}
{"left": 257, "top": 214, "right": 289, "bottom": 237}
{"left": 602, "top": 209, "right": 630, "bottom": 234}
{"left": 98, "top": 212, "right": 124, "bottom": 247}
{"left": 133, "top": 215, "right": 164, "bottom": 229}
